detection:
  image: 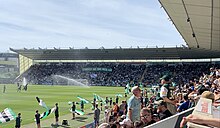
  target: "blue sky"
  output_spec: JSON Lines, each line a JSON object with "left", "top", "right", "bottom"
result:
{"left": 0, "top": 0, "right": 185, "bottom": 52}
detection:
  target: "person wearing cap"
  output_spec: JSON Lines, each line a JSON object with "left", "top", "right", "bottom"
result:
{"left": 155, "top": 100, "right": 172, "bottom": 120}
{"left": 15, "top": 113, "right": 22, "bottom": 128}
{"left": 127, "top": 86, "right": 141, "bottom": 123}
{"left": 159, "top": 75, "right": 177, "bottom": 115}
{"left": 54, "top": 103, "right": 59, "bottom": 125}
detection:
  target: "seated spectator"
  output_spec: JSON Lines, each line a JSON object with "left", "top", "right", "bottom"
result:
{"left": 154, "top": 100, "right": 172, "bottom": 120}
{"left": 177, "top": 94, "right": 191, "bottom": 112}
{"left": 140, "top": 107, "right": 156, "bottom": 126}
{"left": 152, "top": 114, "right": 160, "bottom": 122}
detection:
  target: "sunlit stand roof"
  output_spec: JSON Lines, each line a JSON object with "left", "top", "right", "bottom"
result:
{"left": 159, "top": 0, "right": 220, "bottom": 50}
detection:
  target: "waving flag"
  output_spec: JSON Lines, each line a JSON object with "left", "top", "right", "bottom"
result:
{"left": 115, "top": 94, "right": 123, "bottom": 97}
{"left": 93, "top": 94, "right": 104, "bottom": 101}
{"left": 77, "top": 96, "right": 90, "bottom": 104}
{"left": 69, "top": 109, "right": 84, "bottom": 115}
{"left": 36, "top": 97, "right": 48, "bottom": 110}
{"left": 0, "top": 108, "right": 16, "bottom": 124}
{"left": 75, "top": 109, "right": 84, "bottom": 115}
{"left": 39, "top": 107, "right": 56, "bottom": 119}
{"left": 35, "top": 97, "right": 55, "bottom": 120}
{"left": 68, "top": 102, "right": 85, "bottom": 115}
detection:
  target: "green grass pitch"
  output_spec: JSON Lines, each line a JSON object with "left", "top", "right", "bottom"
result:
{"left": 0, "top": 84, "right": 126, "bottom": 128}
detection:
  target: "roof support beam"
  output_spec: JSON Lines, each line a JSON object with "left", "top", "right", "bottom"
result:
{"left": 181, "top": 0, "right": 199, "bottom": 48}
{"left": 210, "top": 0, "right": 214, "bottom": 50}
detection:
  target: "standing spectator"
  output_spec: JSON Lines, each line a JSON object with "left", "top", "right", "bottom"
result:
{"left": 127, "top": 86, "right": 141, "bottom": 123}
{"left": 71, "top": 102, "right": 76, "bottom": 120}
{"left": 144, "top": 95, "right": 149, "bottom": 107}
{"left": 94, "top": 104, "right": 100, "bottom": 127}
{"left": 3, "top": 85, "right": 6, "bottom": 93}
{"left": 15, "top": 113, "right": 22, "bottom": 128}
{"left": 17, "top": 84, "right": 21, "bottom": 92}
{"left": 93, "top": 97, "right": 96, "bottom": 110}
{"left": 140, "top": 94, "right": 144, "bottom": 108}
{"left": 35, "top": 110, "right": 41, "bottom": 128}
{"left": 112, "top": 102, "right": 119, "bottom": 118}
{"left": 81, "top": 101, "right": 84, "bottom": 112}
{"left": 115, "top": 96, "right": 119, "bottom": 104}
{"left": 17, "top": 83, "right": 20, "bottom": 92}
{"left": 109, "top": 98, "right": 112, "bottom": 108}
{"left": 55, "top": 103, "right": 59, "bottom": 125}
{"left": 104, "top": 105, "right": 111, "bottom": 123}
{"left": 105, "top": 97, "right": 109, "bottom": 105}
{"left": 159, "top": 75, "right": 177, "bottom": 114}
{"left": 119, "top": 101, "right": 126, "bottom": 116}
{"left": 23, "top": 83, "right": 28, "bottom": 91}
{"left": 100, "top": 101, "right": 103, "bottom": 111}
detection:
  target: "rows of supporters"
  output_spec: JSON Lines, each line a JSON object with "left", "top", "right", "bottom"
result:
{"left": 24, "top": 62, "right": 218, "bottom": 86}
{"left": 93, "top": 67, "right": 220, "bottom": 128}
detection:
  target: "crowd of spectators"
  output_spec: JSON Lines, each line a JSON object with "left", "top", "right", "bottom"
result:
{"left": 24, "top": 62, "right": 145, "bottom": 86}
{"left": 24, "top": 62, "right": 218, "bottom": 87}
{"left": 96, "top": 67, "right": 220, "bottom": 128}
{"left": 20, "top": 62, "right": 220, "bottom": 127}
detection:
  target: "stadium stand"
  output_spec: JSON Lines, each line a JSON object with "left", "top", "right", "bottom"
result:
{"left": 21, "top": 62, "right": 219, "bottom": 87}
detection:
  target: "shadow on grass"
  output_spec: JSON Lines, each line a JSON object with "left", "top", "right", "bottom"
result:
{"left": 75, "top": 117, "right": 88, "bottom": 122}
{"left": 86, "top": 112, "right": 94, "bottom": 115}
{"left": 48, "top": 124, "right": 71, "bottom": 128}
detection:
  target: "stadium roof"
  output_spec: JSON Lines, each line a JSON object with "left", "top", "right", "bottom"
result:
{"left": 10, "top": 47, "right": 220, "bottom": 60}
{"left": 9, "top": 1, "right": 220, "bottom": 61}
{"left": 159, "top": 0, "right": 220, "bottom": 50}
